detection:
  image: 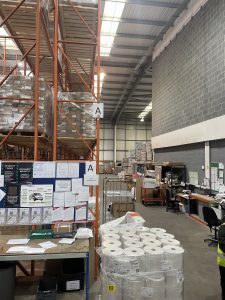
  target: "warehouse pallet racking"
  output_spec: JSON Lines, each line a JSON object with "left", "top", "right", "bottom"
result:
{"left": 0, "top": 0, "right": 101, "bottom": 278}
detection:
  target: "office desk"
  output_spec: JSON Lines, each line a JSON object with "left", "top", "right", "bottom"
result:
{"left": 0, "top": 235, "right": 90, "bottom": 299}
{"left": 177, "top": 193, "right": 215, "bottom": 224}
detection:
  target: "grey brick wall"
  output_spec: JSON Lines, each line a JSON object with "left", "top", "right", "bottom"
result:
{"left": 154, "top": 143, "right": 205, "bottom": 184}
{"left": 152, "top": 0, "right": 225, "bottom": 137}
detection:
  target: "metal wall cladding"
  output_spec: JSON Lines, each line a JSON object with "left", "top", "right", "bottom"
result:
{"left": 57, "top": 92, "right": 96, "bottom": 138}
{"left": 0, "top": 76, "right": 53, "bottom": 136}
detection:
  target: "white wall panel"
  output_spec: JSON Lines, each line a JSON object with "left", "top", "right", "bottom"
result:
{"left": 117, "top": 128, "right": 125, "bottom": 140}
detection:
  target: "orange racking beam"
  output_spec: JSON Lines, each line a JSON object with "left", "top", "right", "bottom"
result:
{"left": 34, "top": 0, "right": 41, "bottom": 161}
{"left": 53, "top": 0, "right": 59, "bottom": 160}
{"left": 94, "top": 0, "right": 101, "bottom": 280}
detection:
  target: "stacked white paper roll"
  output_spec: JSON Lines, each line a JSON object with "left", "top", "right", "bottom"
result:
{"left": 123, "top": 240, "right": 144, "bottom": 249}
{"left": 101, "top": 274, "right": 123, "bottom": 300}
{"left": 121, "top": 233, "right": 140, "bottom": 244}
{"left": 123, "top": 275, "right": 144, "bottom": 300}
{"left": 165, "top": 270, "right": 183, "bottom": 300}
{"left": 156, "top": 232, "right": 175, "bottom": 240}
{"left": 123, "top": 247, "right": 146, "bottom": 272}
{"left": 101, "top": 247, "right": 124, "bottom": 275}
{"left": 119, "top": 228, "right": 136, "bottom": 235}
{"left": 102, "top": 239, "right": 122, "bottom": 249}
{"left": 163, "top": 245, "right": 184, "bottom": 271}
{"left": 102, "top": 233, "right": 120, "bottom": 241}
{"left": 161, "top": 238, "right": 181, "bottom": 247}
{"left": 142, "top": 238, "right": 162, "bottom": 248}
{"left": 100, "top": 227, "right": 119, "bottom": 237}
{"left": 144, "top": 246, "right": 164, "bottom": 272}
{"left": 149, "top": 228, "right": 166, "bottom": 234}
{"left": 136, "top": 226, "right": 150, "bottom": 235}
{"left": 145, "top": 273, "right": 166, "bottom": 300}
{"left": 139, "top": 232, "right": 157, "bottom": 240}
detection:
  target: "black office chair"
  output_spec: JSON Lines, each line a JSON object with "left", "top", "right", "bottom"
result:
{"left": 165, "top": 188, "right": 180, "bottom": 212}
{"left": 202, "top": 206, "right": 225, "bottom": 246}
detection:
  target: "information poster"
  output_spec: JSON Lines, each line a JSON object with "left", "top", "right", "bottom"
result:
{"left": 2, "top": 163, "right": 18, "bottom": 184}
{"left": 18, "top": 163, "right": 33, "bottom": 184}
{"left": 20, "top": 185, "right": 53, "bottom": 207}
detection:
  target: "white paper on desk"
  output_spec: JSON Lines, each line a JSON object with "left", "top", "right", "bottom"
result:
{"left": 7, "top": 246, "right": 30, "bottom": 253}
{"left": 33, "top": 162, "right": 56, "bottom": 178}
{"left": 55, "top": 180, "right": 71, "bottom": 192}
{"left": 71, "top": 178, "right": 83, "bottom": 194}
{"left": 65, "top": 192, "right": 76, "bottom": 207}
{"left": 20, "top": 185, "right": 53, "bottom": 207}
{"left": 85, "top": 161, "right": 96, "bottom": 174}
{"left": 31, "top": 208, "right": 42, "bottom": 224}
{"left": 77, "top": 186, "right": 89, "bottom": 202}
{"left": 7, "top": 239, "right": 30, "bottom": 245}
{"left": 83, "top": 174, "right": 99, "bottom": 186}
{"left": 56, "top": 162, "right": 69, "bottom": 178}
{"left": 6, "top": 208, "right": 18, "bottom": 224}
{"left": 53, "top": 192, "right": 65, "bottom": 207}
{"left": 0, "top": 175, "right": 4, "bottom": 187}
{"left": 74, "top": 204, "right": 87, "bottom": 222}
{"left": 68, "top": 163, "right": 79, "bottom": 178}
{"left": 52, "top": 207, "right": 63, "bottom": 222}
{"left": 18, "top": 208, "right": 30, "bottom": 225}
{"left": 24, "top": 247, "right": 46, "bottom": 254}
{"left": 63, "top": 207, "right": 74, "bottom": 222}
{"left": 42, "top": 207, "right": 53, "bottom": 224}
{"left": 58, "top": 237, "right": 75, "bottom": 245}
{"left": 39, "top": 241, "right": 57, "bottom": 249}
{"left": 0, "top": 189, "right": 6, "bottom": 201}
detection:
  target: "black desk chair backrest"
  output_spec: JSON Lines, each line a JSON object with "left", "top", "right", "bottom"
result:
{"left": 202, "top": 206, "right": 219, "bottom": 230}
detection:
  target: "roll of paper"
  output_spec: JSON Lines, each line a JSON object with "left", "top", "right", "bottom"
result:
{"left": 161, "top": 238, "right": 181, "bottom": 247}
{"left": 101, "top": 273, "right": 123, "bottom": 300}
{"left": 145, "top": 272, "right": 166, "bottom": 300}
{"left": 139, "top": 232, "right": 156, "bottom": 240}
{"left": 123, "top": 247, "right": 146, "bottom": 272}
{"left": 156, "top": 232, "right": 175, "bottom": 240}
{"left": 119, "top": 228, "right": 136, "bottom": 235}
{"left": 163, "top": 245, "right": 184, "bottom": 271}
{"left": 121, "top": 233, "right": 140, "bottom": 243}
{"left": 102, "top": 233, "right": 121, "bottom": 241}
{"left": 124, "top": 240, "right": 144, "bottom": 249}
{"left": 149, "top": 228, "right": 166, "bottom": 234}
{"left": 101, "top": 247, "right": 124, "bottom": 275}
{"left": 136, "top": 226, "right": 150, "bottom": 235}
{"left": 102, "top": 239, "right": 122, "bottom": 249}
{"left": 144, "top": 246, "right": 164, "bottom": 272}
{"left": 101, "top": 227, "right": 119, "bottom": 236}
{"left": 142, "top": 238, "right": 161, "bottom": 247}
{"left": 123, "top": 275, "right": 144, "bottom": 300}
{"left": 165, "top": 270, "right": 183, "bottom": 300}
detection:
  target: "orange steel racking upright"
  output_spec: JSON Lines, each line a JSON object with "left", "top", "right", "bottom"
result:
{"left": 0, "top": 0, "right": 101, "bottom": 278}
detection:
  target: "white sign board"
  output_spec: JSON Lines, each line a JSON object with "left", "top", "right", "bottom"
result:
{"left": 92, "top": 103, "right": 104, "bottom": 118}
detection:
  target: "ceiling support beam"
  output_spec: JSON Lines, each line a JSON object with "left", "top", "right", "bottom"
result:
{"left": 102, "top": 16, "right": 167, "bottom": 27}
{"left": 102, "top": 0, "right": 179, "bottom": 8}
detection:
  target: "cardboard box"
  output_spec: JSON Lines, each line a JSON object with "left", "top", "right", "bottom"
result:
{"left": 111, "top": 202, "right": 135, "bottom": 218}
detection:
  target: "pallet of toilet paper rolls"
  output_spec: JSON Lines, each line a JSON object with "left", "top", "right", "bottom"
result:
{"left": 99, "top": 216, "right": 184, "bottom": 300}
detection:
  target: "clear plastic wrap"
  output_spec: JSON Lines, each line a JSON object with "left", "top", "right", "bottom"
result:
{"left": 57, "top": 92, "right": 96, "bottom": 138}
{"left": 0, "top": 76, "right": 53, "bottom": 136}
{"left": 99, "top": 222, "right": 184, "bottom": 300}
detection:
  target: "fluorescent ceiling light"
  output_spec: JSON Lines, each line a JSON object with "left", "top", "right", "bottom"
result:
{"left": 138, "top": 102, "right": 152, "bottom": 119}
{"left": 100, "top": 1, "right": 125, "bottom": 56}
{"left": 94, "top": 73, "right": 105, "bottom": 95}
